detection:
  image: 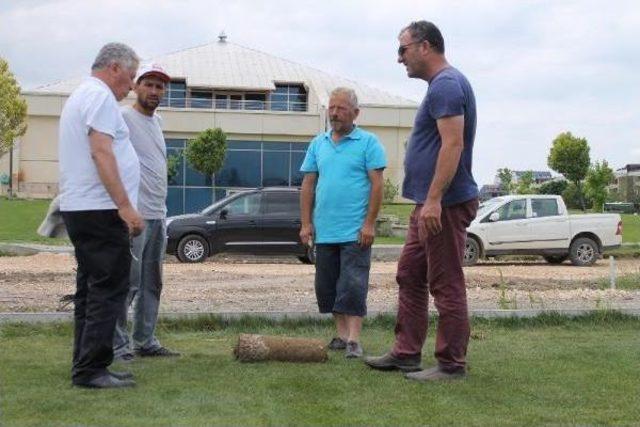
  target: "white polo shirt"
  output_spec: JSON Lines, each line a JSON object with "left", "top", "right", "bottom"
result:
{"left": 58, "top": 77, "right": 140, "bottom": 211}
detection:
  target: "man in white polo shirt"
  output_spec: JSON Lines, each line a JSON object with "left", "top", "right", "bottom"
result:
{"left": 59, "top": 42, "right": 144, "bottom": 389}
{"left": 113, "top": 64, "right": 180, "bottom": 360}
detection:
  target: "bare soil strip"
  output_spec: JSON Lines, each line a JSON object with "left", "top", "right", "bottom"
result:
{"left": 0, "top": 253, "right": 638, "bottom": 313}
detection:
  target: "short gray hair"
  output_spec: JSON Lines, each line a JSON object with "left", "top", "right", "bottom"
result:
{"left": 330, "top": 87, "right": 359, "bottom": 109}
{"left": 91, "top": 42, "right": 139, "bottom": 71}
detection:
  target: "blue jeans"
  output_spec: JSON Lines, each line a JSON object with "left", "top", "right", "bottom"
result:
{"left": 114, "top": 219, "right": 166, "bottom": 356}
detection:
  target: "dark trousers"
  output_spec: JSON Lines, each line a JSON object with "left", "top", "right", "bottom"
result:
{"left": 314, "top": 242, "right": 371, "bottom": 317}
{"left": 392, "top": 199, "right": 478, "bottom": 371}
{"left": 62, "top": 210, "right": 131, "bottom": 383}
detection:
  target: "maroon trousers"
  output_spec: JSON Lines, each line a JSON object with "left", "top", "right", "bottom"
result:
{"left": 392, "top": 198, "right": 478, "bottom": 371}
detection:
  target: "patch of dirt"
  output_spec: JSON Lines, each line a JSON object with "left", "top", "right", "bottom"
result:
{"left": 0, "top": 253, "right": 638, "bottom": 313}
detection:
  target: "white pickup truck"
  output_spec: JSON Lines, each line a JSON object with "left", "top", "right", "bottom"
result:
{"left": 464, "top": 195, "right": 623, "bottom": 266}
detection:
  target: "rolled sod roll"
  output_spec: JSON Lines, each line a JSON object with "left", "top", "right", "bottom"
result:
{"left": 233, "top": 334, "right": 328, "bottom": 363}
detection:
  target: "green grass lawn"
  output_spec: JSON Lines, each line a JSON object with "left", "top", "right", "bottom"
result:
{"left": 597, "top": 271, "right": 640, "bottom": 290}
{"left": 621, "top": 213, "right": 640, "bottom": 242}
{"left": 0, "top": 197, "right": 68, "bottom": 245}
{"left": 375, "top": 235, "right": 405, "bottom": 245}
{"left": 1, "top": 313, "right": 639, "bottom": 426}
{"left": 382, "top": 203, "right": 414, "bottom": 224}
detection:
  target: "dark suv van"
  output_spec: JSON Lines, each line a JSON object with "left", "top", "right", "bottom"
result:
{"left": 166, "top": 187, "right": 314, "bottom": 263}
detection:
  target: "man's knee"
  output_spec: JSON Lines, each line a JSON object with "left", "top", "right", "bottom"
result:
{"left": 396, "top": 266, "right": 425, "bottom": 288}
{"left": 431, "top": 278, "right": 468, "bottom": 312}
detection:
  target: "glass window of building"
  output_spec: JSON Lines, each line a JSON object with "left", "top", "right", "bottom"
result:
{"left": 230, "top": 94, "right": 242, "bottom": 110}
{"left": 270, "top": 84, "right": 307, "bottom": 112}
{"left": 215, "top": 151, "right": 261, "bottom": 187}
{"left": 215, "top": 94, "right": 228, "bottom": 109}
{"left": 160, "top": 80, "right": 186, "bottom": 108}
{"left": 245, "top": 93, "right": 266, "bottom": 110}
{"left": 190, "top": 90, "right": 213, "bottom": 109}
{"left": 166, "top": 138, "right": 308, "bottom": 215}
{"left": 263, "top": 151, "right": 290, "bottom": 187}
{"left": 215, "top": 93, "right": 244, "bottom": 109}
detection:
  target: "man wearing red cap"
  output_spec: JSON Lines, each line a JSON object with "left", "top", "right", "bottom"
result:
{"left": 113, "top": 63, "right": 180, "bottom": 360}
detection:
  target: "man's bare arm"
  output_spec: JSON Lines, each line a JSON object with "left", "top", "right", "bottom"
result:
{"left": 359, "top": 169, "right": 384, "bottom": 247}
{"left": 299, "top": 173, "right": 317, "bottom": 245}
{"left": 89, "top": 130, "right": 144, "bottom": 236}
{"left": 419, "top": 115, "right": 464, "bottom": 238}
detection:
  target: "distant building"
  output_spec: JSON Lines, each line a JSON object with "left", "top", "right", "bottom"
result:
{"left": 493, "top": 170, "right": 553, "bottom": 186}
{"left": 0, "top": 35, "right": 417, "bottom": 215}
{"left": 608, "top": 164, "right": 640, "bottom": 203}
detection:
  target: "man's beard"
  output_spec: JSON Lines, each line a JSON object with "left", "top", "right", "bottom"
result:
{"left": 139, "top": 97, "right": 159, "bottom": 112}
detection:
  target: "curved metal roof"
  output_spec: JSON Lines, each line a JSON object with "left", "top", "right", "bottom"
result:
{"left": 35, "top": 40, "right": 417, "bottom": 108}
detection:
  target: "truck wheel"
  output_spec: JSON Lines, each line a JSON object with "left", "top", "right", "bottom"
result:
{"left": 463, "top": 237, "right": 480, "bottom": 266}
{"left": 543, "top": 255, "right": 568, "bottom": 264}
{"left": 569, "top": 237, "right": 598, "bottom": 266}
{"left": 177, "top": 234, "right": 209, "bottom": 263}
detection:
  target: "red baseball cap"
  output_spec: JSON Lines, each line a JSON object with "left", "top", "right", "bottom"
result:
{"left": 136, "top": 63, "right": 170, "bottom": 83}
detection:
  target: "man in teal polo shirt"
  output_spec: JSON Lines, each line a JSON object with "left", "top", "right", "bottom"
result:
{"left": 299, "top": 87, "right": 386, "bottom": 358}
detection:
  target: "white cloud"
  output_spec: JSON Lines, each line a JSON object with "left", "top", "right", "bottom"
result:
{"left": 1, "top": 0, "right": 637, "bottom": 184}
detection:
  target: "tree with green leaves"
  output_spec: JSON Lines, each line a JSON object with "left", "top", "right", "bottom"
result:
{"left": 1, "top": 57, "right": 28, "bottom": 198}
{"left": 516, "top": 170, "right": 535, "bottom": 194}
{"left": 584, "top": 160, "right": 614, "bottom": 212}
{"left": 497, "top": 167, "right": 514, "bottom": 194}
{"left": 539, "top": 179, "right": 568, "bottom": 195}
{"left": 383, "top": 177, "right": 399, "bottom": 204}
{"left": 547, "top": 131, "right": 590, "bottom": 211}
{"left": 166, "top": 152, "right": 182, "bottom": 184}
{"left": 184, "top": 128, "right": 227, "bottom": 180}
{"left": 0, "top": 57, "right": 27, "bottom": 156}
{"left": 562, "top": 182, "right": 593, "bottom": 210}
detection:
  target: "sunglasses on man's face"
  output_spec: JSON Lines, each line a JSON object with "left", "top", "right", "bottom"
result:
{"left": 397, "top": 40, "right": 425, "bottom": 56}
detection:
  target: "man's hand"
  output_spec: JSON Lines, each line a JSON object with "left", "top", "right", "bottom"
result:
{"left": 358, "top": 222, "right": 375, "bottom": 247}
{"left": 418, "top": 198, "right": 442, "bottom": 242}
{"left": 299, "top": 223, "right": 314, "bottom": 246}
{"left": 118, "top": 205, "right": 145, "bottom": 236}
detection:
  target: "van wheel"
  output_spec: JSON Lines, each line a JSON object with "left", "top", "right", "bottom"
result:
{"left": 543, "top": 255, "right": 568, "bottom": 264}
{"left": 463, "top": 237, "right": 480, "bottom": 266}
{"left": 177, "top": 234, "right": 209, "bottom": 263}
{"left": 569, "top": 237, "right": 598, "bottom": 266}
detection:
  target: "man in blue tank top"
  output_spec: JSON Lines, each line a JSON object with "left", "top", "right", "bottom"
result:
{"left": 365, "top": 21, "right": 479, "bottom": 381}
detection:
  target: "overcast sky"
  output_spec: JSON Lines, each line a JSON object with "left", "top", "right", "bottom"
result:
{"left": 1, "top": 0, "right": 638, "bottom": 185}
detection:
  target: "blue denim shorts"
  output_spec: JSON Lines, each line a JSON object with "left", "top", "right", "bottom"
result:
{"left": 314, "top": 242, "right": 372, "bottom": 317}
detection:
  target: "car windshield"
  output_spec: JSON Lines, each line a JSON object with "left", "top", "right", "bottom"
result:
{"left": 477, "top": 197, "right": 505, "bottom": 218}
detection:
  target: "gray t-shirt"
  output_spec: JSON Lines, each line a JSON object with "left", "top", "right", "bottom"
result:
{"left": 121, "top": 106, "right": 167, "bottom": 219}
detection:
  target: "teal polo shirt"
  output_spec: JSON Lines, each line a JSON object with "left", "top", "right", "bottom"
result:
{"left": 300, "top": 126, "right": 387, "bottom": 243}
